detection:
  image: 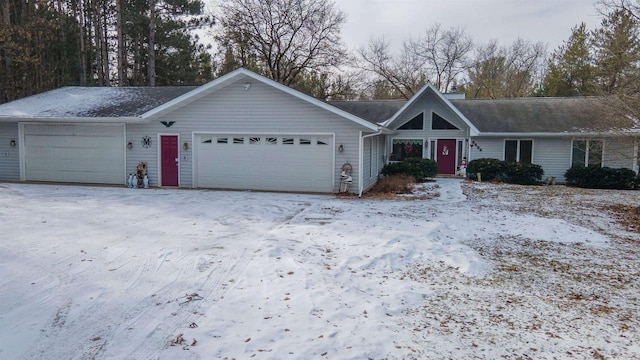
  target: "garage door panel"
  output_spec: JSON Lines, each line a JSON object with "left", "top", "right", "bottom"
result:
{"left": 24, "top": 125, "right": 125, "bottom": 184}
{"left": 196, "top": 134, "right": 333, "bottom": 192}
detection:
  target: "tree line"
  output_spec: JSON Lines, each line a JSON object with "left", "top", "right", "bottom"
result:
{"left": 0, "top": 0, "right": 213, "bottom": 103}
{"left": 1, "top": 0, "right": 639, "bottom": 107}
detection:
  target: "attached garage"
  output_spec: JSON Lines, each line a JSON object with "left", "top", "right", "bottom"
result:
{"left": 21, "top": 124, "right": 125, "bottom": 184}
{"left": 194, "top": 133, "right": 334, "bottom": 192}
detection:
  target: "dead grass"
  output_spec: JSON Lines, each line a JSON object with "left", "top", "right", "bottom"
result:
{"left": 605, "top": 204, "right": 640, "bottom": 232}
{"left": 367, "top": 174, "right": 415, "bottom": 195}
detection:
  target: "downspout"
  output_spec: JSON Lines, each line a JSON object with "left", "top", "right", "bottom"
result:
{"left": 359, "top": 129, "right": 384, "bottom": 197}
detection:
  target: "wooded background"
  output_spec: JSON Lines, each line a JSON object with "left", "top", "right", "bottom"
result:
{"left": 1, "top": 0, "right": 639, "bottom": 111}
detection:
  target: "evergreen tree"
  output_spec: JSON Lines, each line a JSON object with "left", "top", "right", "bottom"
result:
{"left": 593, "top": 9, "right": 640, "bottom": 94}
{"left": 541, "top": 23, "right": 597, "bottom": 97}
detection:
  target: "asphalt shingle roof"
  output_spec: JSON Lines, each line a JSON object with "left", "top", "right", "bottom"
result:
{"left": 449, "top": 97, "right": 634, "bottom": 133}
{"left": 328, "top": 100, "right": 406, "bottom": 124}
{"left": 0, "top": 86, "right": 197, "bottom": 118}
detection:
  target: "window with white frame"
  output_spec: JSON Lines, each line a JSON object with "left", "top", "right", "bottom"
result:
{"left": 572, "top": 139, "right": 603, "bottom": 167}
{"left": 391, "top": 139, "right": 423, "bottom": 161}
{"left": 504, "top": 140, "right": 533, "bottom": 164}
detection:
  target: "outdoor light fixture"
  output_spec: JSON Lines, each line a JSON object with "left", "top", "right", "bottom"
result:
{"left": 9, "top": 139, "right": 16, "bottom": 147}
{"left": 127, "top": 141, "right": 133, "bottom": 149}
{"left": 183, "top": 142, "right": 189, "bottom": 150}
{"left": 338, "top": 144, "right": 344, "bottom": 152}
{"left": 243, "top": 82, "right": 251, "bottom": 91}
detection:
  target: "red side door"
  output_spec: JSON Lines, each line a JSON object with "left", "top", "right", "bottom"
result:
{"left": 437, "top": 139, "right": 457, "bottom": 175}
{"left": 160, "top": 135, "right": 179, "bottom": 186}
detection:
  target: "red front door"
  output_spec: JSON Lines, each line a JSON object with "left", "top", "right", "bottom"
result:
{"left": 437, "top": 139, "right": 457, "bottom": 175}
{"left": 160, "top": 135, "right": 179, "bottom": 186}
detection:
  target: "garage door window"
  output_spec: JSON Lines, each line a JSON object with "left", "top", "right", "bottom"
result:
{"left": 250, "top": 137, "right": 261, "bottom": 144}
{"left": 233, "top": 137, "right": 244, "bottom": 144}
{"left": 283, "top": 138, "right": 294, "bottom": 145}
{"left": 300, "top": 138, "right": 311, "bottom": 145}
{"left": 217, "top": 137, "right": 228, "bottom": 144}
{"left": 266, "top": 137, "right": 277, "bottom": 145}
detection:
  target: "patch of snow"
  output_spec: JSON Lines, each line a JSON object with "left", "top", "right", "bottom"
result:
{"left": 0, "top": 179, "right": 637, "bottom": 359}
{"left": 0, "top": 87, "right": 132, "bottom": 118}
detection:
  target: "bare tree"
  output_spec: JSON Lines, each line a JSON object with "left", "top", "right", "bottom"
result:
{"left": 358, "top": 37, "right": 426, "bottom": 99}
{"left": 217, "top": 0, "right": 347, "bottom": 87}
{"left": 598, "top": 0, "right": 640, "bottom": 20}
{"left": 464, "top": 39, "right": 546, "bottom": 98}
{"left": 411, "top": 23, "right": 473, "bottom": 92}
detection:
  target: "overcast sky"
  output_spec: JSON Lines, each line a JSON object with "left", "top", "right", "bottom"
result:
{"left": 334, "top": 0, "right": 603, "bottom": 53}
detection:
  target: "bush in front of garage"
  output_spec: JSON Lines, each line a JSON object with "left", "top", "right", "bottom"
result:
{"left": 381, "top": 158, "right": 437, "bottom": 181}
{"left": 466, "top": 158, "right": 543, "bottom": 185}
{"left": 565, "top": 165, "right": 638, "bottom": 189}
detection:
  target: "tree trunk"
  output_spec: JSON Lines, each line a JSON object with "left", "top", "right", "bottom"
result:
{"left": 148, "top": 0, "right": 156, "bottom": 86}
{"left": 2, "top": 1, "right": 13, "bottom": 101}
{"left": 101, "top": 0, "right": 110, "bottom": 86}
{"left": 92, "top": 0, "right": 104, "bottom": 85}
{"left": 77, "top": 0, "right": 87, "bottom": 85}
{"left": 116, "top": 0, "right": 124, "bottom": 86}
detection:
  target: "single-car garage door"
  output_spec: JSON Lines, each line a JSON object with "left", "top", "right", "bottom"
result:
{"left": 195, "top": 134, "right": 334, "bottom": 192}
{"left": 23, "top": 124, "right": 125, "bottom": 184}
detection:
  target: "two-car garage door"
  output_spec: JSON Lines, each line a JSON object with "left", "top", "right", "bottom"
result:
{"left": 195, "top": 134, "right": 334, "bottom": 192}
{"left": 23, "top": 124, "right": 125, "bottom": 184}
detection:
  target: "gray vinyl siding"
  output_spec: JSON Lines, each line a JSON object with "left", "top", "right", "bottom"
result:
{"left": 603, "top": 137, "right": 635, "bottom": 169}
{"left": 361, "top": 135, "right": 385, "bottom": 192}
{"left": 0, "top": 122, "right": 20, "bottom": 181}
{"left": 390, "top": 91, "right": 469, "bottom": 161}
{"left": 126, "top": 75, "right": 370, "bottom": 192}
{"left": 531, "top": 138, "right": 572, "bottom": 181}
{"left": 470, "top": 136, "right": 615, "bottom": 182}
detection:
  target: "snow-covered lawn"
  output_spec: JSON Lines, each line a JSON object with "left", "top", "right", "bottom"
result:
{"left": 0, "top": 179, "right": 638, "bottom": 359}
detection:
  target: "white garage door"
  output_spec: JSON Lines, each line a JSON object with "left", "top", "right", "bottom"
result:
{"left": 23, "top": 124, "right": 125, "bottom": 184}
{"left": 195, "top": 134, "right": 334, "bottom": 192}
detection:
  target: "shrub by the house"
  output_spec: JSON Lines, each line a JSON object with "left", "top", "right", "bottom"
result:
{"left": 467, "top": 158, "right": 543, "bottom": 185}
{"left": 565, "top": 165, "right": 638, "bottom": 190}
{"left": 466, "top": 158, "right": 508, "bottom": 182}
{"left": 503, "top": 162, "right": 544, "bottom": 185}
{"left": 381, "top": 158, "right": 437, "bottom": 181}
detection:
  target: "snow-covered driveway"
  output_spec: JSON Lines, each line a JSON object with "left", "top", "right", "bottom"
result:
{"left": 0, "top": 179, "right": 638, "bottom": 359}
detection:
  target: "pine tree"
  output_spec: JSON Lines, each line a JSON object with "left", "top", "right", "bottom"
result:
{"left": 541, "top": 23, "right": 597, "bottom": 96}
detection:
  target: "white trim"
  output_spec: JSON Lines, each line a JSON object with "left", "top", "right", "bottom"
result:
{"left": 383, "top": 83, "right": 480, "bottom": 135}
{"left": 2, "top": 116, "right": 140, "bottom": 123}
{"left": 141, "top": 68, "right": 380, "bottom": 131}
{"left": 477, "top": 131, "right": 640, "bottom": 138}
{"left": 570, "top": 139, "right": 604, "bottom": 167}
{"left": 19, "top": 122, "right": 126, "bottom": 183}
{"left": 158, "top": 133, "right": 181, "bottom": 187}
{"left": 397, "top": 111, "right": 425, "bottom": 130}
{"left": 358, "top": 131, "right": 363, "bottom": 196}
{"left": 191, "top": 131, "right": 336, "bottom": 191}
{"left": 503, "top": 139, "right": 534, "bottom": 163}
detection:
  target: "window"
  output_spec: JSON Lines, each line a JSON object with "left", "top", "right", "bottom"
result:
{"left": 504, "top": 140, "right": 533, "bottom": 163}
{"left": 249, "top": 137, "right": 261, "bottom": 144}
{"left": 201, "top": 139, "right": 212, "bottom": 144}
{"left": 299, "top": 138, "right": 311, "bottom": 145}
{"left": 283, "top": 138, "right": 294, "bottom": 145}
{"left": 399, "top": 113, "right": 424, "bottom": 130}
{"left": 233, "top": 137, "right": 244, "bottom": 144}
{"left": 572, "top": 140, "right": 603, "bottom": 167}
{"left": 317, "top": 139, "right": 328, "bottom": 145}
{"left": 266, "top": 137, "right": 277, "bottom": 145}
{"left": 391, "top": 139, "right": 423, "bottom": 161}
{"left": 432, "top": 112, "right": 459, "bottom": 130}
{"left": 217, "top": 137, "right": 228, "bottom": 144}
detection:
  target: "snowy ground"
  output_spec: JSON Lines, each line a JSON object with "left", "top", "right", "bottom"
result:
{"left": 0, "top": 179, "right": 638, "bottom": 359}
